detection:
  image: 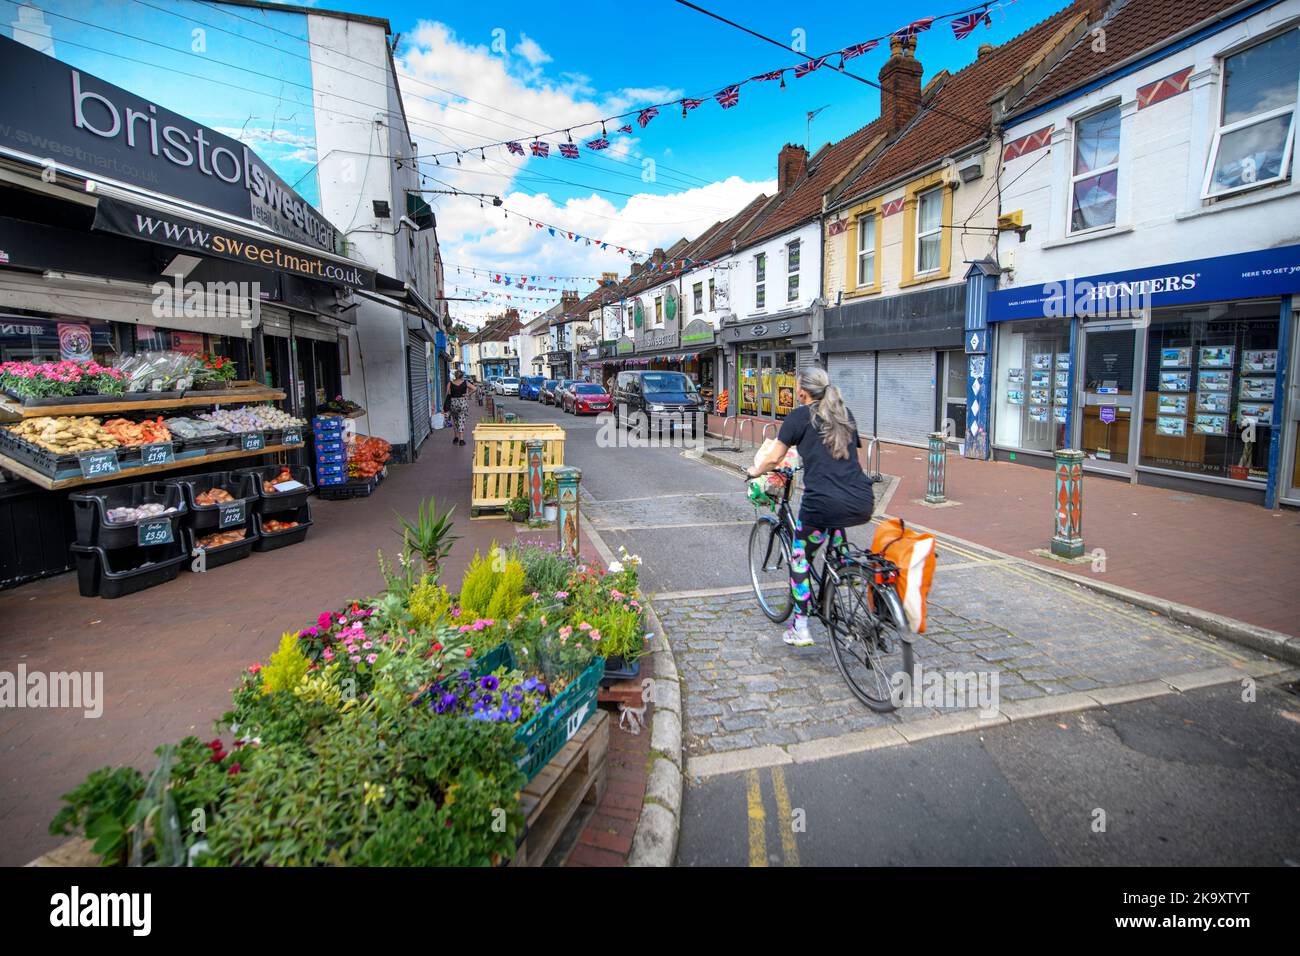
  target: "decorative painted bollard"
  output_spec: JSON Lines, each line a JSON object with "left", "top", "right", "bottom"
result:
{"left": 555, "top": 465, "right": 581, "bottom": 558}
{"left": 1051, "top": 449, "right": 1085, "bottom": 558}
{"left": 485, "top": 395, "right": 496, "bottom": 419}
{"left": 925, "top": 431, "right": 947, "bottom": 504}
{"left": 526, "top": 439, "right": 544, "bottom": 522}
{"left": 504, "top": 411, "right": 517, "bottom": 423}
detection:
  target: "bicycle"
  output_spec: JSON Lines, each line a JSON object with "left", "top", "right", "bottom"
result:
{"left": 746, "top": 467, "right": 915, "bottom": 712}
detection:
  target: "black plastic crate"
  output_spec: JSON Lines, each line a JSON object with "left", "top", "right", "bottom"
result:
{"left": 165, "top": 472, "right": 258, "bottom": 531}
{"left": 317, "top": 475, "right": 378, "bottom": 500}
{"left": 253, "top": 503, "right": 312, "bottom": 552}
{"left": 234, "top": 464, "right": 315, "bottom": 514}
{"left": 183, "top": 524, "right": 257, "bottom": 571}
{"left": 69, "top": 481, "right": 187, "bottom": 549}
{"left": 0, "top": 428, "right": 110, "bottom": 480}
{"left": 70, "top": 541, "right": 186, "bottom": 598}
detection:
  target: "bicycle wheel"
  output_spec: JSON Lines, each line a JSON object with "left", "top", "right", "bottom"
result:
{"left": 748, "top": 515, "right": 793, "bottom": 623}
{"left": 824, "top": 566, "right": 915, "bottom": 712}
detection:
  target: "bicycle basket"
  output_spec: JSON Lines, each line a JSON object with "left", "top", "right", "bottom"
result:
{"left": 746, "top": 477, "right": 774, "bottom": 509}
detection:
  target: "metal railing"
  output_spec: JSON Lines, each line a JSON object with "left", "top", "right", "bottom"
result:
{"left": 864, "top": 436, "right": 883, "bottom": 483}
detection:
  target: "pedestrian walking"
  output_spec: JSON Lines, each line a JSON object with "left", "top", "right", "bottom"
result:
{"left": 446, "top": 369, "right": 476, "bottom": 446}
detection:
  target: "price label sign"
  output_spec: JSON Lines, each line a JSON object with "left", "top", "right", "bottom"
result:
{"left": 137, "top": 517, "right": 174, "bottom": 546}
{"left": 77, "top": 449, "right": 119, "bottom": 479}
{"left": 241, "top": 431, "right": 265, "bottom": 452}
{"left": 217, "top": 500, "right": 246, "bottom": 529}
{"left": 283, "top": 429, "right": 302, "bottom": 446}
{"left": 140, "top": 442, "right": 174, "bottom": 467}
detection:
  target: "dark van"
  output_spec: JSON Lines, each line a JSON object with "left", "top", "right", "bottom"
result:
{"left": 612, "top": 370, "right": 705, "bottom": 438}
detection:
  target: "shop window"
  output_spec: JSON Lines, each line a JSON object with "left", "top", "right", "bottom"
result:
{"left": 708, "top": 278, "right": 716, "bottom": 311}
{"left": 693, "top": 282, "right": 704, "bottom": 314}
{"left": 994, "top": 320, "right": 1072, "bottom": 453}
{"left": 0, "top": 314, "right": 122, "bottom": 365}
{"left": 916, "top": 188, "right": 943, "bottom": 274}
{"left": 755, "top": 253, "right": 766, "bottom": 310}
{"left": 857, "top": 215, "right": 876, "bottom": 287}
{"left": 654, "top": 296, "right": 663, "bottom": 327}
{"left": 787, "top": 240, "right": 800, "bottom": 302}
{"left": 1139, "top": 299, "right": 1280, "bottom": 483}
{"left": 1069, "top": 104, "right": 1120, "bottom": 233}
{"left": 1202, "top": 28, "right": 1299, "bottom": 199}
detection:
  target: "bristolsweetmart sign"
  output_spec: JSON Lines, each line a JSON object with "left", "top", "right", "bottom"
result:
{"left": 0, "top": 35, "right": 341, "bottom": 255}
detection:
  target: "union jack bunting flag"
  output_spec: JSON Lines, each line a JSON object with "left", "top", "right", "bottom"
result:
{"left": 585, "top": 137, "right": 610, "bottom": 150}
{"left": 617, "top": 124, "right": 633, "bottom": 133}
{"left": 506, "top": 141, "right": 525, "bottom": 155}
{"left": 637, "top": 107, "right": 659, "bottom": 128}
{"left": 839, "top": 40, "right": 879, "bottom": 64}
{"left": 530, "top": 141, "right": 549, "bottom": 157}
{"left": 794, "top": 56, "right": 829, "bottom": 78}
{"left": 681, "top": 98, "right": 703, "bottom": 113}
{"left": 751, "top": 69, "right": 785, "bottom": 82}
{"left": 951, "top": 10, "right": 991, "bottom": 39}
{"left": 715, "top": 85, "right": 740, "bottom": 109}
{"left": 559, "top": 142, "right": 579, "bottom": 158}
{"left": 893, "top": 16, "right": 935, "bottom": 40}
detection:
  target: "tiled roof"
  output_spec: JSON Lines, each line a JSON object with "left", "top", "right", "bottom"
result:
{"left": 741, "top": 118, "right": 887, "bottom": 246}
{"left": 1008, "top": 0, "right": 1239, "bottom": 116}
{"left": 838, "top": 0, "right": 1091, "bottom": 204}
{"left": 695, "top": 192, "right": 774, "bottom": 262}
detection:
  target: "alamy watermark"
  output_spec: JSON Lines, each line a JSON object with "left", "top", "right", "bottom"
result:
{"left": 0, "top": 665, "right": 103, "bottom": 718}
{"left": 889, "top": 661, "right": 1000, "bottom": 718}
{"left": 594, "top": 405, "right": 705, "bottom": 450}
{"left": 151, "top": 275, "right": 261, "bottom": 328}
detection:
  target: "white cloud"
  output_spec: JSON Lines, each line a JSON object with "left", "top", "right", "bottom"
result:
{"left": 512, "top": 34, "right": 552, "bottom": 68}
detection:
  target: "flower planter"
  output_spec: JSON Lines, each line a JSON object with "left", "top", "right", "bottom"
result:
{"left": 601, "top": 655, "right": 641, "bottom": 686}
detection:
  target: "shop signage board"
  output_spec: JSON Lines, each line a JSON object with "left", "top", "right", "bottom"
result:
{"left": 725, "top": 313, "right": 810, "bottom": 341}
{"left": 241, "top": 432, "right": 266, "bottom": 452}
{"left": 1100, "top": 406, "right": 1117, "bottom": 424}
{"left": 0, "top": 35, "right": 342, "bottom": 256}
{"left": 283, "top": 428, "right": 302, "bottom": 446}
{"left": 989, "top": 244, "right": 1300, "bottom": 321}
{"left": 140, "top": 442, "right": 174, "bottom": 467}
{"left": 217, "top": 500, "right": 246, "bottom": 529}
{"left": 77, "top": 449, "right": 119, "bottom": 479}
{"left": 137, "top": 518, "right": 174, "bottom": 547}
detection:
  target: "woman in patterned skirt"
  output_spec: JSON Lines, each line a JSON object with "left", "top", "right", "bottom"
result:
{"left": 446, "top": 369, "right": 476, "bottom": 446}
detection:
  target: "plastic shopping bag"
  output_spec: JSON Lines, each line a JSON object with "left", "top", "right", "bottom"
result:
{"left": 870, "top": 518, "right": 936, "bottom": 633}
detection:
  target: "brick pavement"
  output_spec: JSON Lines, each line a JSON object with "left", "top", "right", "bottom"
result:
{"left": 0, "top": 402, "right": 645, "bottom": 867}
{"left": 706, "top": 414, "right": 1300, "bottom": 638}
{"left": 658, "top": 548, "right": 1271, "bottom": 759}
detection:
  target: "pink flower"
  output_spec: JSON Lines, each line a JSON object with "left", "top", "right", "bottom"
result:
{"left": 559, "top": 625, "right": 572, "bottom": 639}
{"left": 350, "top": 655, "right": 362, "bottom": 663}
{"left": 578, "top": 622, "right": 591, "bottom": 631}
{"left": 317, "top": 612, "right": 332, "bottom": 628}
{"left": 366, "top": 654, "right": 378, "bottom": 664}
{"left": 362, "top": 641, "right": 373, "bottom": 650}
{"left": 554, "top": 591, "right": 569, "bottom": 599}
{"left": 247, "top": 663, "right": 262, "bottom": 674}
{"left": 590, "top": 630, "right": 602, "bottom": 641}
{"left": 322, "top": 648, "right": 334, "bottom": 661}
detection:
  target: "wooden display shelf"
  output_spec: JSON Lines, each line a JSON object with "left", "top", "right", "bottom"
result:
{"left": 0, "top": 442, "right": 303, "bottom": 491}
{"left": 0, "top": 384, "right": 287, "bottom": 422}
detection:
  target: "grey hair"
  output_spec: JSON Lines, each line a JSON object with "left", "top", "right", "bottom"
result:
{"left": 798, "top": 366, "right": 856, "bottom": 460}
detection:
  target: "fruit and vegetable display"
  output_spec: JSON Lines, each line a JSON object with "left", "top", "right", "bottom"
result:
{"left": 194, "top": 487, "right": 237, "bottom": 506}
{"left": 113, "top": 351, "right": 203, "bottom": 393}
{"left": 101, "top": 417, "right": 171, "bottom": 446}
{"left": 243, "top": 405, "right": 306, "bottom": 429}
{"left": 4, "top": 416, "right": 120, "bottom": 453}
{"left": 195, "top": 529, "right": 246, "bottom": 549}
{"left": 260, "top": 466, "right": 298, "bottom": 493}
{"left": 105, "top": 502, "right": 178, "bottom": 524}
{"left": 163, "top": 417, "right": 227, "bottom": 440}
{"left": 348, "top": 434, "right": 392, "bottom": 479}
{"left": 261, "top": 519, "right": 301, "bottom": 533}
{"left": 196, "top": 405, "right": 307, "bottom": 433}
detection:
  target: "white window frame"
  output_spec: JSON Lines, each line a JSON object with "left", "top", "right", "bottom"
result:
{"left": 755, "top": 253, "right": 767, "bottom": 310}
{"left": 654, "top": 295, "right": 663, "bottom": 327}
{"left": 786, "top": 240, "right": 801, "bottom": 302}
{"left": 1201, "top": 27, "right": 1300, "bottom": 200}
{"left": 856, "top": 214, "right": 876, "bottom": 287}
{"left": 1067, "top": 104, "right": 1122, "bottom": 236}
{"left": 693, "top": 281, "right": 703, "bottom": 314}
{"left": 708, "top": 277, "right": 716, "bottom": 311}
{"left": 915, "top": 188, "right": 943, "bottom": 275}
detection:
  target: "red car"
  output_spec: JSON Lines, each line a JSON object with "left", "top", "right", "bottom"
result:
{"left": 564, "top": 383, "right": 613, "bottom": 415}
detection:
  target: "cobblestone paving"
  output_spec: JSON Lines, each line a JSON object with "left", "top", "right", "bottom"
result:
{"left": 656, "top": 559, "right": 1268, "bottom": 757}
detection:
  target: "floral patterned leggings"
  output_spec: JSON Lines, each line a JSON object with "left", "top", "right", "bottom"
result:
{"left": 790, "top": 523, "right": 847, "bottom": 617}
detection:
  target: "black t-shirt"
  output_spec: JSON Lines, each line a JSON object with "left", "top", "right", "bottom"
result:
{"left": 777, "top": 403, "right": 874, "bottom": 530}
{"left": 449, "top": 379, "right": 468, "bottom": 399}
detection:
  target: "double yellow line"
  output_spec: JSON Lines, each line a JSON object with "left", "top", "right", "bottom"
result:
{"left": 746, "top": 767, "right": 800, "bottom": 867}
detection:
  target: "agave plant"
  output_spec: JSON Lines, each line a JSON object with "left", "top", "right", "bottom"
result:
{"left": 393, "top": 498, "right": 459, "bottom": 576}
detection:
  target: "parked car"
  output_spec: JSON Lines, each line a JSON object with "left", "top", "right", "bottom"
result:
{"left": 518, "top": 375, "right": 545, "bottom": 400}
{"left": 539, "top": 379, "right": 561, "bottom": 405}
{"left": 553, "top": 379, "right": 579, "bottom": 408}
{"left": 497, "top": 377, "right": 520, "bottom": 396}
{"left": 611, "top": 370, "right": 705, "bottom": 437}
{"left": 563, "top": 382, "right": 613, "bottom": 415}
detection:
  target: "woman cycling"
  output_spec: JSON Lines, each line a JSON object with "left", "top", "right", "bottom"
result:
{"left": 445, "top": 369, "right": 476, "bottom": 446}
{"left": 747, "top": 366, "right": 874, "bottom": 647}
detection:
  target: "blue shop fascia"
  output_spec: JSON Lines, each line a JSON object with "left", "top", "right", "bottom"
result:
{"left": 961, "top": 244, "right": 1300, "bottom": 508}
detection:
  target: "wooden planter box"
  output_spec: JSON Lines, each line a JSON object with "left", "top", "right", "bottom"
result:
{"left": 470, "top": 423, "right": 565, "bottom": 516}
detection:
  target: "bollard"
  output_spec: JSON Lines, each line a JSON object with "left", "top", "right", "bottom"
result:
{"left": 554, "top": 465, "right": 581, "bottom": 558}
{"left": 504, "top": 411, "right": 517, "bottom": 423}
{"left": 1051, "top": 448, "right": 1084, "bottom": 558}
{"left": 485, "top": 395, "right": 496, "bottom": 419}
{"left": 525, "top": 439, "right": 544, "bottom": 522}
{"left": 925, "top": 431, "right": 947, "bottom": 504}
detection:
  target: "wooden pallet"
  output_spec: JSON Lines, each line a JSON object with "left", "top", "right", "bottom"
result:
{"left": 470, "top": 422, "right": 565, "bottom": 515}
{"left": 510, "top": 708, "right": 609, "bottom": 867}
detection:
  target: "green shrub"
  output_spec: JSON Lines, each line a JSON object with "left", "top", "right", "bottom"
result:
{"left": 260, "top": 632, "right": 310, "bottom": 696}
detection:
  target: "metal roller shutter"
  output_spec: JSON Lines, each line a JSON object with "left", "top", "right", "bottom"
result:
{"left": 408, "top": 344, "right": 430, "bottom": 453}
{"left": 876, "top": 350, "right": 935, "bottom": 447}
{"left": 828, "top": 352, "right": 875, "bottom": 438}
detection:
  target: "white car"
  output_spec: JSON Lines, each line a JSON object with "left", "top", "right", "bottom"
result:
{"left": 498, "top": 377, "right": 520, "bottom": 396}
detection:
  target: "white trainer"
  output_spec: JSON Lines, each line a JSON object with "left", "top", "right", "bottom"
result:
{"left": 784, "top": 617, "right": 814, "bottom": 647}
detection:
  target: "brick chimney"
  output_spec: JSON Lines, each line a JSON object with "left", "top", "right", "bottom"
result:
{"left": 650, "top": 248, "right": 666, "bottom": 271}
{"left": 777, "top": 143, "right": 809, "bottom": 191}
{"left": 878, "top": 34, "right": 923, "bottom": 136}
{"left": 560, "top": 289, "right": 579, "bottom": 309}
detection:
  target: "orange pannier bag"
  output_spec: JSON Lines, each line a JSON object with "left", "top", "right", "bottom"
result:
{"left": 870, "top": 518, "right": 937, "bottom": 633}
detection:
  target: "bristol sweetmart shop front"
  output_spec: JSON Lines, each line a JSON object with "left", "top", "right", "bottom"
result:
{"left": 986, "top": 245, "right": 1300, "bottom": 508}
